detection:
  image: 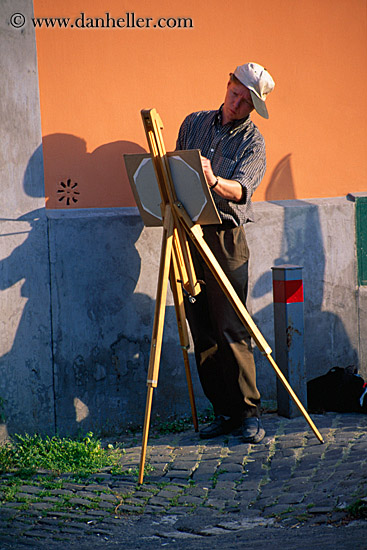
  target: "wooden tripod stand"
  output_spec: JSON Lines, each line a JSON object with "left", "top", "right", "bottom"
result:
{"left": 135, "top": 109, "right": 323, "bottom": 484}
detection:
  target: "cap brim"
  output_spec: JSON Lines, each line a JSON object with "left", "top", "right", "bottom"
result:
{"left": 250, "top": 91, "right": 269, "bottom": 119}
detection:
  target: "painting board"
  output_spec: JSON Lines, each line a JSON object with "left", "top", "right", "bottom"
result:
{"left": 124, "top": 149, "right": 221, "bottom": 227}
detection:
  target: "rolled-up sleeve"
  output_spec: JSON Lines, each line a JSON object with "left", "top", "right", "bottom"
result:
{"left": 232, "top": 139, "right": 266, "bottom": 207}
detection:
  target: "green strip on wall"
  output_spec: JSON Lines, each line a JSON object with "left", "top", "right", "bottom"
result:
{"left": 356, "top": 196, "right": 367, "bottom": 286}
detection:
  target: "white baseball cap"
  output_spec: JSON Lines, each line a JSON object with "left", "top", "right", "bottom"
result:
{"left": 233, "top": 62, "right": 275, "bottom": 119}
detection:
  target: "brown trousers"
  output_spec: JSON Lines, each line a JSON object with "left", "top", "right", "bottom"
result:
{"left": 184, "top": 224, "right": 261, "bottom": 421}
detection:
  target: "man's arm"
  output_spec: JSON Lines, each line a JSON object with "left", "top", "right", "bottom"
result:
{"left": 206, "top": 135, "right": 266, "bottom": 209}
{"left": 200, "top": 156, "right": 243, "bottom": 202}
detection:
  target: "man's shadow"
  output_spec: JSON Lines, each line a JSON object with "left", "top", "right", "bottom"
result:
{"left": 0, "top": 139, "right": 144, "bottom": 435}
{"left": 43, "top": 134, "right": 162, "bottom": 435}
{"left": 0, "top": 135, "right": 202, "bottom": 436}
{"left": 250, "top": 154, "right": 358, "bottom": 400}
{"left": 42, "top": 134, "right": 142, "bottom": 209}
{"left": 0, "top": 143, "right": 51, "bottom": 435}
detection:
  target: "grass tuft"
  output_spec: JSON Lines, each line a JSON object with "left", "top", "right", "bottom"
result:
{"left": 347, "top": 499, "right": 367, "bottom": 519}
{"left": 0, "top": 432, "right": 125, "bottom": 476}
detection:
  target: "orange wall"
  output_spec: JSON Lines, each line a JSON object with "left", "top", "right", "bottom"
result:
{"left": 34, "top": 0, "right": 367, "bottom": 209}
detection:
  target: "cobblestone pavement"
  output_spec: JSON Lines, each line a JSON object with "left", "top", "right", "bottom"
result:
{"left": 0, "top": 412, "right": 366, "bottom": 549}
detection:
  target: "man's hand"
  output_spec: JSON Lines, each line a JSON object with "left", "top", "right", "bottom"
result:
{"left": 200, "top": 155, "right": 243, "bottom": 202}
{"left": 200, "top": 156, "right": 216, "bottom": 187}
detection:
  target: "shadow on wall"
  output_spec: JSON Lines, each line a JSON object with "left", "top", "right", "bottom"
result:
{"left": 49, "top": 208, "right": 156, "bottom": 436}
{"left": 42, "top": 134, "right": 145, "bottom": 208}
{"left": 0, "top": 145, "right": 53, "bottom": 436}
{"left": 35, "top": 135, "right": 196, "bottom": 436}
{"left": 252, "top": 154, "right": 358, "bottom": 392}
{"left": 41, "top": 134, "right": 152, "bottom": 435}
{"left": 0, "top": 137, "right": 183, "bottom": 436}
{"left": 264, "top": 153, "right": 295, "bottom": 201}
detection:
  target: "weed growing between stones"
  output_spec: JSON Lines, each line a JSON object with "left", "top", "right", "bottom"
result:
{"left": 0, "top": 432, "right": 125, "bottom": 476}
{"left": 346, "top": 498, "right": 367, "bottom": 519}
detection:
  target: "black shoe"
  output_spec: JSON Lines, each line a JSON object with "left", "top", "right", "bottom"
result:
{"left": 199, "top": 415, "right": 236, "bottom": 439}
{"left": 241, "top": 417, "right": 265, "bottom": 443}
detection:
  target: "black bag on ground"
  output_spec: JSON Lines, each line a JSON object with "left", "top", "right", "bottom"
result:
{"left": 307, "top": 366, "right": 367, "bottom": 413}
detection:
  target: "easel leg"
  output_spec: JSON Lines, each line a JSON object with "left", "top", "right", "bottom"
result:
{"left": 138, "top": 385, "right": 154, "bottom": 485}
{"left": 266, "top": 354, "right": 322, "bottom": 442}
{"left": 170, "top": 250, "right": 198, "bottom": 432}
{"left": 182, "top": 349, "right": 198, "bottom": 432}
{"left": 138, "top": 207, "right": 174, "bottom": 484}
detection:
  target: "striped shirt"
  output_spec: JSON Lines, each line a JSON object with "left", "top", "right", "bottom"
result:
{"left": 176, "top": 106, "right": 266, "bottom": 225}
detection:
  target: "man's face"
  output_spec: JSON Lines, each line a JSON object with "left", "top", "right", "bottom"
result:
{"left": 222, "top": 79, "right": 254, "bottom": 125}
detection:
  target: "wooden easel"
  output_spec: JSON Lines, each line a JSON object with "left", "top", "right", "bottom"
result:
{"left": 137, "top": 109, "right": 323, "bottom": 484}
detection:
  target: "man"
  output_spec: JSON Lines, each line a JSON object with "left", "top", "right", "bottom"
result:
{"left": 176, "top": 62, "right": 275, "bottom": 443}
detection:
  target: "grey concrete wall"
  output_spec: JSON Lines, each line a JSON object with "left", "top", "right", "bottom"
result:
{"left": 47, "top": 208, "right": 205, "bottom": 435}
{"left": 246, "top": 197, "right": 360, "bottom": 398}
{"left": 45, "top": 197, "right": 360, "bottom": 435}
{"left": 0, "top": 0, "right": 54, "bottom": 436}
